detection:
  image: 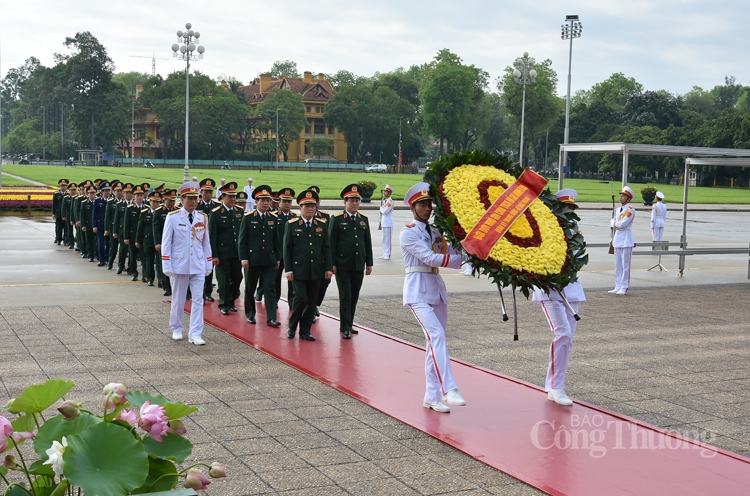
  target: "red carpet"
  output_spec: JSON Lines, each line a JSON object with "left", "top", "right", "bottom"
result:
{"left": 184, "top": 298, "right": 750, "bottom": 495}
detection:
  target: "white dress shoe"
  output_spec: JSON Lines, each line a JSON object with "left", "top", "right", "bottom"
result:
{"left": 442, "top": 389, "right": 467, "bottom": 406}
{"left": 548, "top": 389, "right": 574, "bottom": 406}
{"left": 615, "top": 289, "right": 628, "bottom": 295}
{"left": 382, "top": 256, "right": 390, "bottom": 260}
{"left": 423, "top": 400, "right": 450, "bottom": 413}
{"left": 172, "top": 332, "right": 183, "bottom": 341}
{"left": 189, "top": 336, "right": 206, "bottom": 345}
{"left": 607, "top": 288, "right": 619, "bottom": 294}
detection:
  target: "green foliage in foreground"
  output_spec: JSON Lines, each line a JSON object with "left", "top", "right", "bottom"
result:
{"left": 4, "top": 165, "right": 750, "bottom": 203}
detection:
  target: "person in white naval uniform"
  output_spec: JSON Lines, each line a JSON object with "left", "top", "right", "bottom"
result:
{"left": 162, "top": 181, "right": 213, "bottom": 345}
{"left": 400, "top": 182, "right": 470, "bottom": 413}
{"left": 609, "top": 186, "right": 635, "bottom": 295}
{"left": 651, "top": 191, "right": 667, "bottom": 241}
{"left": 379, "top": 185, "right": 394, "bottom": 260}
{"left": 532, "top": 189, "right": 585, "bottom": 406}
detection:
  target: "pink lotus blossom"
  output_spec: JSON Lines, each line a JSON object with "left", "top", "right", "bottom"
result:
{"left": 11, "top": 432, "right": 35, "bottom": 444}
{"left": 168, "top": 419, "right": 187, "bottom": 436}
{"left": 138, "top": 401, "right": 170, "bottom": 442}
{"left": 0, "top": 416, "right": 13, "bottom": 453}
{"left": 209, "top": 462, "right": 226, "bottom": 478}
{"left": 58, "top": 400, "right": 82, "bottom": 420}
{"left": 184, "top": 468, "right": 211, "bottom": 490}
{"left": 115, "top": 409, "right": 138, "bottom": 428}
{"left": 103, "top": 383, "right": 127, "bottom": 409}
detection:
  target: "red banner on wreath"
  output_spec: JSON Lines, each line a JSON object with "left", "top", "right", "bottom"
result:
{"left": 461, "top": 169, "right": 548, "bottom": 260}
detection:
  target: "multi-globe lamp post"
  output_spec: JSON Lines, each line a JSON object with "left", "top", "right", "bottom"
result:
{"left": 560, "top": 14, "right": 582, "bottom": 189}
{"left": 171, "top": 23, "right": 205, "bottom": 182}
{"left": 513, "top": 52, "right": 537, "bottom": 168}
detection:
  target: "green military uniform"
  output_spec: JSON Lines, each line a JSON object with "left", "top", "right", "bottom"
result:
{"left": 209, "top": 185, "right": 243, "bottom": 313}
{"left": 113, "top": 184, "right": 133, "bottom": 273}
{"left": 61, "top": 186, "right": 76, "bottom": 248}
{"left": 124, "top": 185, "right": 147, "bottom": 281}
{"left": 283, "top": 189, "right": 333, "bottom": 340}
{"left": 329, "top": 184, "right": 374, "bottom": 338}
{"left": 72, "top": 190, "right": 86, "bottom": 255}
{"left": 79, "top": 188, "right": 97, "bottom": 262}
{"left": 136, "top": 203, "right": 156, "bottom": 285}
{"left": 104, "top": 182, "right": 123, "bottom": 269}
{"left": 52, "top": 180, "right": 68, "bottom": 244}
{"left": 272, "top": 188, "right": 297, "bottom": 304}
{"left": 153, "top": 191, "right": 176, "bottom": 295}
{"left": 314, "top": 209, "right": 333, "bottom": 309}
{"left": 196, "top": 179, "right": 220, "bottom": 301}
{"left": 238, "top": 185, "right": 280, "bottom": 324}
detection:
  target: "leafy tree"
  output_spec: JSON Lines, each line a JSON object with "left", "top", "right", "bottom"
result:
{"left": 327, "top": 70, "right": 370, "bottom": 90}
{"left": 421, "top": 62, "right": 475, "bottom": 155}
{"left": 309, "top": 138, "right": 334, "bottom": 158}
{"left": 623, "top": 90, "right": 681, "bottom": 129}
{"left": 374, "top": 72, "right": 420, "bottom": 107}
{"left": 256, "top": 89, "right": 308, "bottom": 161}
{"left": 112, "top": 71, "right": 151, "bottom": 96}
{"left": 711, "top": 76, "right": 744, "bottom": 110}
{"left": 268, "top": 60, "right": 300, "bottom": 79}
{"left": 578, "top": 72, "right": 643, "bottom": 108}
{"left": 683, "top": 86, "right": 715, "bottom": 116}
{"left": 4, "top": 121, "right": 42, "bottom": 155}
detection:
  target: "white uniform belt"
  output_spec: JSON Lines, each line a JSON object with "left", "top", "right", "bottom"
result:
{"left": 615, "top": 227, "right": 632, "bottom": 231}
{"left": 406, "top": 266, "right": 439, "bottom": 274}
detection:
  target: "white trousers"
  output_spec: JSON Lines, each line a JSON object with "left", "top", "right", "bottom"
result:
{"left": 170, "top": 273, "right": 206, "bottom": 338}
{"left": 540, "top": 300, "right": 579, "bottom": 391}
{"left": 408, "top": 302, "right": 458, "bottom": 403}
{"left": 614, "top": 247, "right": 632, "bottom": 292}
{"left": 652, "top": 227, "right": 664, "bottom": 241}
{"left": 381, "top": 227, "right": 392, "bottom": 258}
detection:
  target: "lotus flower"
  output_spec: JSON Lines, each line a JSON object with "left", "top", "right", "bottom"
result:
{"left": 0, "top": 416, "right": 12, "bottom": 453}
{"left": 138, "top": 401, "right": 170, "bottom": 442}
{"left": 115, "top": 409, "right": 138, "bottom": 428}
{"left": 184, "top": 468, "right": 211, "bottom": 490}
{"left": 58, "top": 400, "right": 82, "bottom": 420}
{"left": 209, "top": 462, "right": 227, "bottom": 478}
{"left": 168, "top": 419, "right": 187, "bottom": 436}
{"left": 102, "top": 383, "right": 127, "bottom": 409}
{"left": 43, "top": 437, "right": 68, "bottom": 476}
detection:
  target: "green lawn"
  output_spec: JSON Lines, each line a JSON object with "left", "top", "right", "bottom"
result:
{"left": 3, "top": 165, "right": 750, "bottom": 203}
{"left": 0, "top": 173, "right": 39, "bottom": 186}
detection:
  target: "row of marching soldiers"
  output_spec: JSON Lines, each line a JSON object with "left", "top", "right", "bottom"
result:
{"left": 51, "top": 177, "right": 374, "bottom": 342}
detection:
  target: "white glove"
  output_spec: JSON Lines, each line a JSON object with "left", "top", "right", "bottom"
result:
{"left": 163, "top": 270, "right": 173, "bottom": 278}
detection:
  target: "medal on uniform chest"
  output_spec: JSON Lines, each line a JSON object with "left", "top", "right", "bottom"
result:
{"left": 192, "top": 221, "right": 206, "bottom": 242}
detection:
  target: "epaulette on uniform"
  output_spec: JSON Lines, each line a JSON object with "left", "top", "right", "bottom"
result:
{"left": 154, "top": 206, "right": 163, "bottom": 211}
{"left": 127, "top": 203, "right": 135, "bottom": 208}
{"left": 270, "top": 211, "right": 278, "bottom": 217}
{"left": 168, "top": 210, "right": 180, "bottom": 215}
{"left": 335, "top": 211, "right": 345, "bottom": 217}
{"left": 358, "top": 212, "right": 368, "bottom": 218}
{"left": 318, "top": 211, "right": 328, "bottom": 216}
{"left": 316, "top": 218, "right": 327, "bottom": 224}
{"left": 212, "top": 205, "right": 222, "bottom": 213}
{"left": 141, "top": 207, "right": 149, "bottom": 213}
{"left": 107, "top": 197, "right": 115, "bottom": 202}
{"left": 288, "top": 218, "right": 299, "bottom": 224}
{"left": 244, "top": 211, "right": 254, "bottom": 216}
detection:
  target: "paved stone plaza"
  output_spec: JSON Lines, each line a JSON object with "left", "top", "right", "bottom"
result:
{"left": 1, "top": 213, "right": 749, "bottom": 494}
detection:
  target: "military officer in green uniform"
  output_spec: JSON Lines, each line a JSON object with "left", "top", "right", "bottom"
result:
{"left": 124, "top": 184, "right": 147, "bottom": 281}
{"left": 79, "top": 185, "right": 98, "bottom": 262}
{"left": 136, "top": 190, "right": 161, "bottom": 285}
{"left": 53, "top": 179, "right": 69, "bottom": 245}
{"left": 273, "top": 187, "right": 297, "bottom": 303}
{"left": 61, "top": 183, "right": 77, "bottom": 248}
{"left": 196, "top": 178, "right": 220, "bottom": 302}
{"left": 283, "top": 189, "right": 333, "bottom": 341}
{"left": 104, "top": 181, "right": 123, "bottom": 269}
{"left": 308, "top": 185, "right": 331, "bottom": 318}
{"left": 208, "top": 182, "right": 243, "bottom": 315}
{"left": 154, "top": 189, "right": 177, "bottom": 296}
{"left": 72, "top": 181, "right": 89, "bottom": 256}
{"left": 329, "top": 184, "right": 374, "bottom": 339}
{"left": 238, "top": 185, "right": 281, "bottom": 326}
{"left": 114, "top": 183, "right": 134, "bottom": 274}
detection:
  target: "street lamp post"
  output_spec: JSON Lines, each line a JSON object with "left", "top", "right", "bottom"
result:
{"left": 131, "top": 100, "right": 135, "bottom": 168}
{"left": 276, "top": 108, "right": 280, "bottom": 167}
{"left": 58, "top": 102, "right": 64, "bottom": 158}
{"left": 171, "top": 22, "right": 205, "bottom": 183}
{"left": 513, "top": 52, "right": 537, "bottom": 168}
{"left": 560, "top": 14, "right": 582, "bottom": 189}
{"left": 398, "top": 117, "right": 403, "bottom": 169}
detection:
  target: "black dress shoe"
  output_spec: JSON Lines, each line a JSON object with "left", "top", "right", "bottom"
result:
{"left": 157, "top": 282, "right": 162, "bottom": 288}
{"left": 116, "top": 267, "right": 123, "bottom": 274}
{"left": 148, "top": 281, "right": 154, "bottom": 286}
{"left": 300, "top": 334, "right": 316, "bottom": 341}
{"left": 75, "top": 248, "right": 80, "bottom": 252}
{"left": 69, "top": 245, "right": 74, "bottom": 250}
{"left": 126, "top": 269, "right": 132, "bottom": 275}
{"left": 267, "top": 320, "right": 281, "bottom": 327}
{"left": 142, "top": 277, "right": 147, "bottom": 283}
{"left": 204, "top": 295, "right": 215, "bottom": 302}
{"left": 97, "top": 262, "right": 106, "bottom": 266}
{"left": 229, "top": 305, "right": 237, "bottom": 312}
{"left": 247, "top": 317, "right": 256, "bottom": 324}
{"left": 351, "top": 329, "right": 359, "bottom": 334}
{"left": 81, "top": 253, "right": 86, "bottom": 258}
{"left": 286, "top": 329, "right": 295, "bottom": 339}
{"left": 343, "top": 330, "right": 352, "bottom": 339}
{"left": 89, "top": 258, "right": 95, "bottom": 262}
{"left": 220, "top": 308, "right": 230, "bottom": 315}
{"left": 107, "top": 264, "right": 113, "bottom": 270}
{"left": 131, "top": 274, "right": 138, "bottom": 281}
{"left": 314, "top": 307, "right": 320, "bottom": 317}
{"left": 163, "top": 289, "right": 172, "bottom": 296}
{"left": 254, "top": 294, "right": 262, "bottom": 302}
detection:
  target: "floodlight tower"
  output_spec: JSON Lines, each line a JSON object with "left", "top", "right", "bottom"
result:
{"left": 513, "top": 52, "right": 537, "bottom": 168}
{"left": 560, "top": 14, "right": 582, "bottom": 189}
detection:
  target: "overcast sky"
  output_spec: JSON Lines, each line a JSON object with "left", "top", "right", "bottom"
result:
{"left": 1, "top": 0, "right": 748, "bottom": 97}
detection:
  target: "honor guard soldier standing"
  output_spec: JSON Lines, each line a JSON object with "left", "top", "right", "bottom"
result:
{"left": 243, "top": 178, "right": 255, "bottom": 212}
{"left": 532, "top": 189, "right": 585, "bottom": 406}
{"left": 329, "top": 184, "right": 374, "bottom": 339}
{"left": 124, "top": 184, "right": 147, "bottom": 281}
{"left": 284, "top": 189, "right": 333, "bottom": 341}
{"left": 79, "top": 185, "right": 98, "bottom": 262}
{"left": 53, "top": 179, "right": 69, "bottom": 245}
{"left": 610, "top": 186, "right": 635, "bottom": 295}
{"left": 273, "top": 188, "right": 296, "bottom": 303}
{"left": 379, "top": 184, "right": 394, "bottom": 260}
{"left": 162, "top": 181, "right": 213, "bottom": 345}
{"left": 61, "top": 182, "right": 76, "bottom": 248}
{"left": 136, "top": 191, "right": 161, "bottom": 286}
{"left": 92, "top": 181, "right": 111, "bottom": 266}
{"left": 208, "top": 182, "right": 243, "bottom": 315}
{"left": 651, "top": 191, "right": 667, "bottom": 241}
{"left": 114, "top": 183, "right": 134, "bottom": 274}
{"left": 239, "top": 185, "right": 282, "bottom": 326}
{"left": 154, "top": 189, "right": 177, "bottom": 296}
{"left": 104, "top": 181, "right": 123, "bottom": 269}
{"left": 401, "top": 182, "right": 469, "bottom": 413}
{"left": 196, "top": 179, "right": 220, "bottom": 302}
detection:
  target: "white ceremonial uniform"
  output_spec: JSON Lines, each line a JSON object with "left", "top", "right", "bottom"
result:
{"left": 243, "top": 185, "right": 256, "bottom": 212}
{"left": 532, "top": 281, "right": 585, "bottom": 391}
{"left": 162, "top": 207, "right": 213, "bottom": 339}
{"left": 651, "top": 201, "right": 667, "bottom": 241}
{"left": 379, "top": 197, "right": 394, "bottom": 258}
{"left": 400, "top": 220, "right": 466, "bottom": 403}
{"left": 611, "top": 203, "right": 635, "bottom": 292}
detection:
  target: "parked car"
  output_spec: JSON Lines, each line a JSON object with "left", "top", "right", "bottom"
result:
{"left": 365, "top": 163, "right": 387, "bottom": 173}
